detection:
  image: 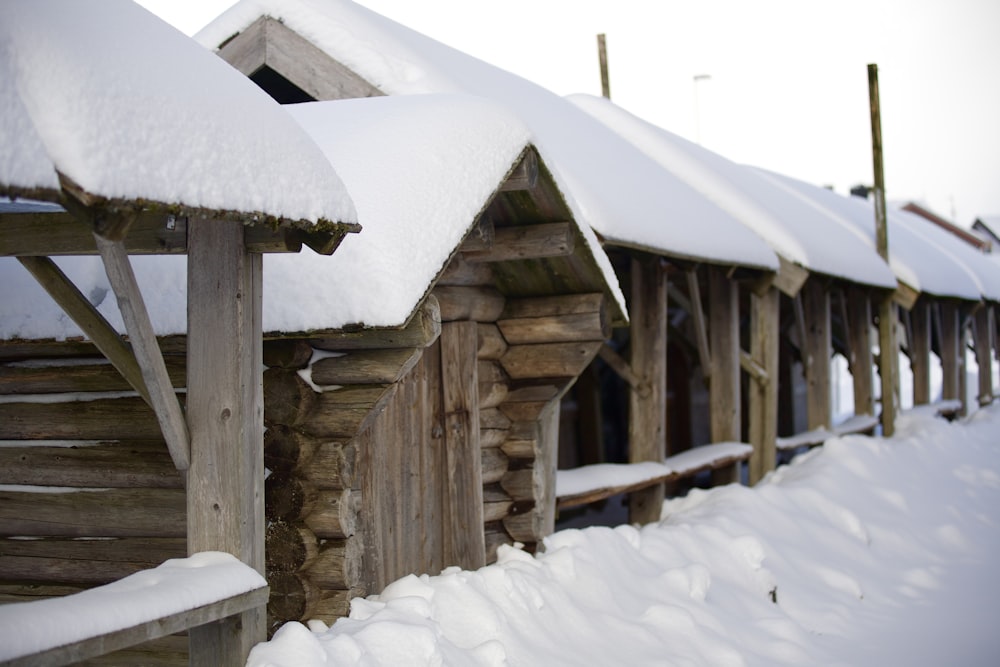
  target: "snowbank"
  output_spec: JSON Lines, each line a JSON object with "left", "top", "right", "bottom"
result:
{"left": 248, "top": 406, "right": 1000, "bottom": 666}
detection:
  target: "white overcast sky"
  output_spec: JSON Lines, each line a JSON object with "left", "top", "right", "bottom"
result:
{"left": 138, "top": 0, "right": 1000, "bottom": 228}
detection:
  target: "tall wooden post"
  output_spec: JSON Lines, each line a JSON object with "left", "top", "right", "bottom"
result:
{"left": 910, "top": 300, "right": 932, "bottom": 405}
{"left": 847, "top": 287, "right": 876, "bottom": 415}
{"left": 627, "top": 256, "right": 667, "bottom": 524}
{"left": 975, "top": 307, "right": 994, "bottom": 406}
{"left": 868, "top": 63, "right": 897, "bottom": 436}
{"left": 939, "top": 301, "right": 961, "bottom": 405}
{"left": 187, "top": 220, "right": 265, "bottom": 664}
{"left": 597, "top": 33, "right": 611, "bottom": 99}
{"left": 440, "top": 320, "right": 485, "bottom": 568}
{"left": 802, "top": 279, "right": 832, "bottom": 430}
{"left": 748, "top": 287, "right": 779, "bottom": 484}
{"left": 709, "top": 266, "right": 741, "bottom": 484}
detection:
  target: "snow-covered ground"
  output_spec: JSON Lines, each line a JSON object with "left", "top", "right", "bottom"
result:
{"left": 249, "top": 404, "right": 1000, "bottom": 666}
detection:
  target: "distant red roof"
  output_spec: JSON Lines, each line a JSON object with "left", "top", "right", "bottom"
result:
{"left": 901, "top": 202, "right": 991, "bottom": 252}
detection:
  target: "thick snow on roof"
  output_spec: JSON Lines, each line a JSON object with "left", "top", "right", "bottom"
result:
{"left": 0, "top": 0, "right": 355, "bottom": 226}
{"left": 271, "top": 94, "right": 586, "bottom": 331}
{"left": 892, "top": 207, "right": 1000, "bottom": 302}
{"left": 754, "top": 168, "right": 983, "bottom": 301}
{"left": 0, "top": 94, "right": 584, "bottom": 338}
{"left": 0, "top": 53, "right": 60, "bottom": 197}
{"left": 568, "top": 94, "right": 897, "bottom": 290}
{"left": 197, "top": 0, "right": 778, "bottom": 271}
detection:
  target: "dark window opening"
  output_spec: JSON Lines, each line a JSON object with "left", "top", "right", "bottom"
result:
{"left": 249, "top": 66, "right": 315, "bottom": 105}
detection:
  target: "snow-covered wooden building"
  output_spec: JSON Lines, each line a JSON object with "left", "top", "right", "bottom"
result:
{"left": 253, "top": 94, "right": 627, "bottom": 624}
{"left": 0, "top": 46, "right": 626, "bottom": 659}
{"left": 0, "top": 1, "right": 357, "bottom": 664}
{"left": 762, "top": 171, "right": 997, "bottom": 417}
{"left": 569, "top": 94, "right": 901, "bottom": 468}
{"left": 197, "top": 0, "right": 796, "bottom": 530}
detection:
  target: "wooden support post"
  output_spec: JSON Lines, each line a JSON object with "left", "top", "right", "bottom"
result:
{"left": 975, "top": 306, "right": 994, "bottom": 406}
{"left": 95, "top": 236, "right": 190, "bottom": 470}
{"left": 686, "top": 268, "right": 712, "bottom": 381}
{"left": 939, "top": 301, "right": 961, "bottom": 405}
{"left": 16, "top": 255, "right": 153, "bottom": 405}
{"left": 597, "top": 33, "right": 611, "bottom": 99}
{"left": 847, "top": 287, "right": 876, "bottom": 415}
{"left": 748, "top": 287, "right": 779, "bottom": 485}
{"left": 910, "top": 300, "right": 932, "bottom": 405}
{"left": 802, "top": 279, "right": 831, "bottom": 430}
{"left": 959, "top": 315, "right": 971, "bottom": 416}
{"left": 186, "top": 220, "right": 265, "bottom": 665}
{"left": 709, "top": 266, "right": 740, "bottom": 484}
{"left": 868, "top": 63, "right": 897, "bottom": 436}
{"left": 440, "top": 321, "right": 485, "bottom": 569}
{"left": 877, "top": 297, "right": 899, "bottom": 435}
{"left": 627, "top": 256, "right": 667, "bottom": 524}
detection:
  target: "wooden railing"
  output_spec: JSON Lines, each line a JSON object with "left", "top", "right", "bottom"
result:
{"left": 0, "top": 553, "right": 267, "bottom": 667}
{"left": 556, "top": 442, "right": 753, "bottom": 511}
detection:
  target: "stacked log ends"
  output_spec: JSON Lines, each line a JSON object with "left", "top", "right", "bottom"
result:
{"left": 477, "top": 294, "right": 610, "bottom": 561}
{"left": 264, "top": 339, "right": 403, "bottom": 629}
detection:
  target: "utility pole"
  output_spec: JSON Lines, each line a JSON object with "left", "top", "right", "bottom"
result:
{"left": 868, "top": 63, "right": 897, "bottom": 437}
{"left": 597, "top": 33, "right": 610, "bottom": 99}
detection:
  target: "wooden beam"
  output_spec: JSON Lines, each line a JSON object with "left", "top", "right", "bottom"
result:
{"left": 802, "top": 279, "right": 832, "bottom": 430}
{"left": 739, "top": 350, "right": 769, "bottom": 386}
{"left": 685, "top": 268, "right": 711, "bottom": 381}
{"left": 1, "top": 586, "right": 268, "bottom": 667}
{"left": 439, "top": 321, "right": 485, "bottom": 569}
{"left": 310, "top": 295, "right": 441, "bottom": 351}
{"left": 709, "top": 266, "right": 740, "bottom": 444}
{"left": 95, "top": 236, "right": 190, "bottom": 471}
{"left": 847, "top": 287, "right": 876, "bottom": 415}
{"left": 597, "top": 33, "right": 611, "bottom": 99}
{"left": 877, "top": 296, "right": 899, "bottom": 435}
{"left": 15, "top": 256, "right": 151, "bottom": 406}
{"left": 939, "top": 301, "right": 961, "bottom": 405}
{"left": 598, "top": 342, "right": 640, "bottom": 388}
{"left": 773, "top": 254, "right": 810, "bottom": 298}
{"left": 975, "top": 306, "right": 994, "bottom": 406}
{"left": 910, "top": 300, "right": 932, "bottom": 405}
{"left": 627, "top": 256, "right": 668, "bottom": 524}
{"left": 499, "top": 148, "right": 539, "bottom": 192}
{"left": 462, "top": 222, "right": 574, "bottom": 263}
{"left": 748, "top": 287, "right": 779, "bottom": 485}
{"left": 893, "top": 280, "right": 920, "bottom": 311}
{"left": 186, "top": 219, "right": 265, "bottom": 664}
{"left": 500, "top": 341, "right": 601, "bottom": 380}
{"left": 0, "top": 209, "right": 331, "bottom": 256}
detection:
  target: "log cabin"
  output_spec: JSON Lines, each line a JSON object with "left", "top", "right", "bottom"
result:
{"left": 196, "top": 0, "right": 791, "bottom": 531}
{"left": 0, "top": 2, "right": 357, "bottom": 664}
{"left": 1, "top": 85, "right": 628, "bottom": 655}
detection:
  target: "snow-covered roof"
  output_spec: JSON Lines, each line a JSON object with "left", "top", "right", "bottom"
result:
{"left": 568, "top": 94, "right": 897, "bottom": 290}
{"left": 892, "top": 207, "right": 1000, "bottom": 302}
{"left": 753, "top": 168, "right": 983, "bottom": 302}
{"left": 272, "top": 94, "right": 628, "bottom": 330}
{"left": 197, "top": 0, "right": 779, "bottom": 272}
{"left": 0, "top": 94, "right": 622, "bottom": 339}
{"left": 0, "top": 0, "right": 355, "bottom": 228}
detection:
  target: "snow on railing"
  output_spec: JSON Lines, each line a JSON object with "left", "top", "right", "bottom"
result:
{"left": 556, "top": 442, "right": 752, "bottom": 510}
{"left": 0, "top": 552, "right": 267, "bottom": 666}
